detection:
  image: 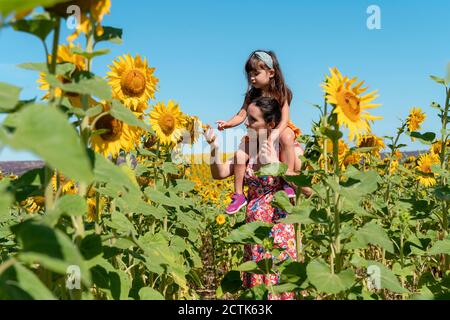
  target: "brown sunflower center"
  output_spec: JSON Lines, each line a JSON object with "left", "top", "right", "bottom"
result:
{"left": 121, "top": 69, "right": 146, "bottom": 96}
{"left": 359, "top": 137, "right": 375, "bottom": 148}
{"left": 159, "top": 114, "right": 176, "bottom": 135}
{"left": 95, "top": 114, "right": 123, "bottom": 141}
{"left": 337, "top": 89, "right": 361, "bottom": 122}
{"left": 420, "top": 162, "right": 432, "bottom": 174}
{"left": 60, "top": 76, "right": 80, "bottom": 97}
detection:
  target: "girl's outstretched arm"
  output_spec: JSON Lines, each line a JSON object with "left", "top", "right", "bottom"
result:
{"left": 216, "top": 106, "right": 248, "bottom": 130}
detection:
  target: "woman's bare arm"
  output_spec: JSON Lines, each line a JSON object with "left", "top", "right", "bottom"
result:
{"left": 204, "top": 128, "right": 234, "bottom": 179}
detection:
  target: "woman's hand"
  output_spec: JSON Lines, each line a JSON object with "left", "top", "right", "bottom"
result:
{"left": 216, "top": 120, "right": 229, "bottom": 131}
{"left": 203, "top": 127, "right": 219, "bottom": 149}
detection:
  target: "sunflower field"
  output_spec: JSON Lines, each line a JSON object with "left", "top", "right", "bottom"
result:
{"left": 0, "top": 0, "right": 449, "bottom": 300}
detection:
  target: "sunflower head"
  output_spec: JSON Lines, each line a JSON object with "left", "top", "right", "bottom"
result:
{"left": 343, "top": 152, "right": 361, "bottom": 167}
{"left": 416, "top": 153, "right": 440, "bottom": 187}
{"left": 318, "top": 139, "right": 349, "bottom": 170}
{"left": 403, "top": 155, "right": 417, "bottom": 169}
{"left": 322, "top": 67, "right": 382, "bottom": 141}
{"left": 60, "top": 0, "right": 112, "bottom": 42}
{"left": 90, "top": 102, "right": 142, "bottom": 157}
{"left": 320, "top": 138, "right": 349, "bottom": 157}
{"left": 37, "top": 44, "right": 87, "bottom": 104}
{"left": 182, "top": 115, "right": 203, "bottom": 145}
{"left": 51, "top": 171, "right": 78, "bottom": 194}
{"left": 381, "top": 158, "right": 399, "bottom": 175}
{"left": 96, "top": 114, "right": 123, "bottom": 141}
{"left": 406, "top": 107, "right": 426, "bottom": 133}
{"left": 87, "top": 196, "right": 106, "bottom": 223}
{"left": 393, "top": 150, "right": 403, "bottom": 160}
{"left": 216, "top": 214, "right": 226, "bottom": 225}
{"left": 107, "top": 54, "right": 159, "bottom": 111}
{"left": 148, "top": 100, "right": 186, "bottom": 146}
{"left": 20, "top": 196, "right": 45, "bottom": 214}
{"left": 357, "top": 134, "right": 385, "bottom": 157}
{"left": 430, "top": 139, "right": 450, "bottom": 156}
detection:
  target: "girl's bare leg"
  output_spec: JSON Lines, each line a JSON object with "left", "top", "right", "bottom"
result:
{"left": 279, "top": 127, "right": 297, "bottom": 175}
{"left": 234, "top": 150, "right": 246, "bottom": 194}
{"left": 233, "top": 139, "right": 250, "bottom": 194}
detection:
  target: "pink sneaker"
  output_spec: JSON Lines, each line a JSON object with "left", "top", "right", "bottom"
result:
{"left": 225, "top": 193, "right": 247, "bottom": 215}
{"left": 283, "top": 184, "right": 296, "bottom": 198}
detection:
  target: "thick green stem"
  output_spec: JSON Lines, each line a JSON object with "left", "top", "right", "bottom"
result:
{"left": 322, "top": 100, "right": 329, "bottom": 174}
{"left": 384, "top": 124, "right": 406, "bottom": 203}
{"left": 49, "top": 17, "right": 61, "bottom": 75}
{"left": 48, "top": 17, "right": 61, "bottom": 102}
{"left": 44, "top": 18, "right": 61, "bottom": 211}
{"left": 322, "top": 101, "right": 336, "bottom": 274}
{"left": 153, "top": 141, "right": 161, "bottom": 187}
{"left": 85, "top": 16, "right": 95, "bottom": 72}
{"left": 439, "top": 87, "right": 449, "bottom": 271}
{"left": 331, "top": 121, "right": 341, "bottom": 273}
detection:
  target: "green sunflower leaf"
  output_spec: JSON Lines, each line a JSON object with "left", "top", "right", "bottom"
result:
{"left": 109, "top": 100, "right": 153, "bottom": 133}
{"left": 1, "top": 104, "right": 93, "bottom": 183}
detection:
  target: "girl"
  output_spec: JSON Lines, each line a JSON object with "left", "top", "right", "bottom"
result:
{"left": 216, "top": 50, "right": 302, "bottom": 214}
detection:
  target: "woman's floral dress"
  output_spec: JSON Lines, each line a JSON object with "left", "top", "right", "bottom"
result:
{"left": 242, "top": 161, "right": 299, "bottom": 300}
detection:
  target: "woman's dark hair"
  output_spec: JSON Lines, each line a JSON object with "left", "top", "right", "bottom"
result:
{"left": 243, "top": 50, "right": 293, "bottom": 108}
{"left": 251, "top": 96, "right": 281, "bottom": 127}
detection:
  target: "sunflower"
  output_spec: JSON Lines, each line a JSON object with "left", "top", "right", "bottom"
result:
{"left": 107, "top": 54, "right": 159, "bottom": 111}
{"left": 86, "top": 197, "right": 106, "bottom": 223}
{"left": 403, "top": 155, "right": 417, "bottom": 170}
{"left": 62, "top": 0, "right": 112, "bottom": 42}
{"left": 187, "top": 159, "right": 235, "bottom": 208}
{"left": 51, "top": 171, "right": 78, "bottom": 195}
{"left": 357, "top": 134, "right": 385, "bottom": 157}
{"left": 393, "top": 150, "right": 403, "bottom": 160}
{"left": 20, "top": 196, "right": 45, "bottom": 214}
{"left": 37, "top": 44, "right": 92, "bottom": 108}
{"left": 343, "top": 152, "right": 361, "bottom": 167}
{"left": 416, "top": 153, "right": 440, "bottom": 187}
{"left": 63, "top": 180, "right": 78, "bottom": 194}
{"left": 181, "top": 115, "right": 203, "bottom": 145}
{"left": 430, "top": 139, "right": 450, "bottom": 156}
{"left": 216, "top": 214, "right": 226, "bottom": 225}
{"left": 318, "top": 138, "right": 349, "bottom": 170}
{"left": 406, "top": 107, "right": 426, "bottom": 132}
{"left": 390, "top": 159, "right": 399, "bottom": 174}
{"left": 322, "top": 68, "right": 382, "bottom": 141}
{"left": 333, "top": 139, "right": 349, "bottom": 159}
{"left": 90, "top": 102, "right": 142, "bottom": 158}
{"left": 8, "top": 174, "right": 18, "bottom": 181}
{"left": 148, "top": 100, "right": 186, "bottom": 146}
{"left": 380, "top": 158, "right": 399, "bottom": 175}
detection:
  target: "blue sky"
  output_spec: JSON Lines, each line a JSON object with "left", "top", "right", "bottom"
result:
{"left": 1, "top": 0, "right": 449, "bottom": 160}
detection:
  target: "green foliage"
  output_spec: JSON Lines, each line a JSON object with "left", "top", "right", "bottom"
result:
{"left": 1, "top": 104, "right": 93, "bottom": 183}
{"left": 1, "top": 0, "right": 449, "bottom": 301}
{"left": 306, "top": 259, "right": 355, "bottom": 294}
{"left": 0, "top": 82, "right": 22, "bottom": 112}
{"left": 0, "top": 0, "right": 68, "bottom": 17}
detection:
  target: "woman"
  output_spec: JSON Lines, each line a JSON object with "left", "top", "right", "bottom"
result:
{"left": 204, "top": 96, "right": 312, "bottom": 300}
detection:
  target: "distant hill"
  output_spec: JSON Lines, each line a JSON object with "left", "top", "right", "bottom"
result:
{"left": 0, "top": 161, "right": 45, "bottom": 176}
{"left": 0, "top": 150, "right": 427, "bottom": 176}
